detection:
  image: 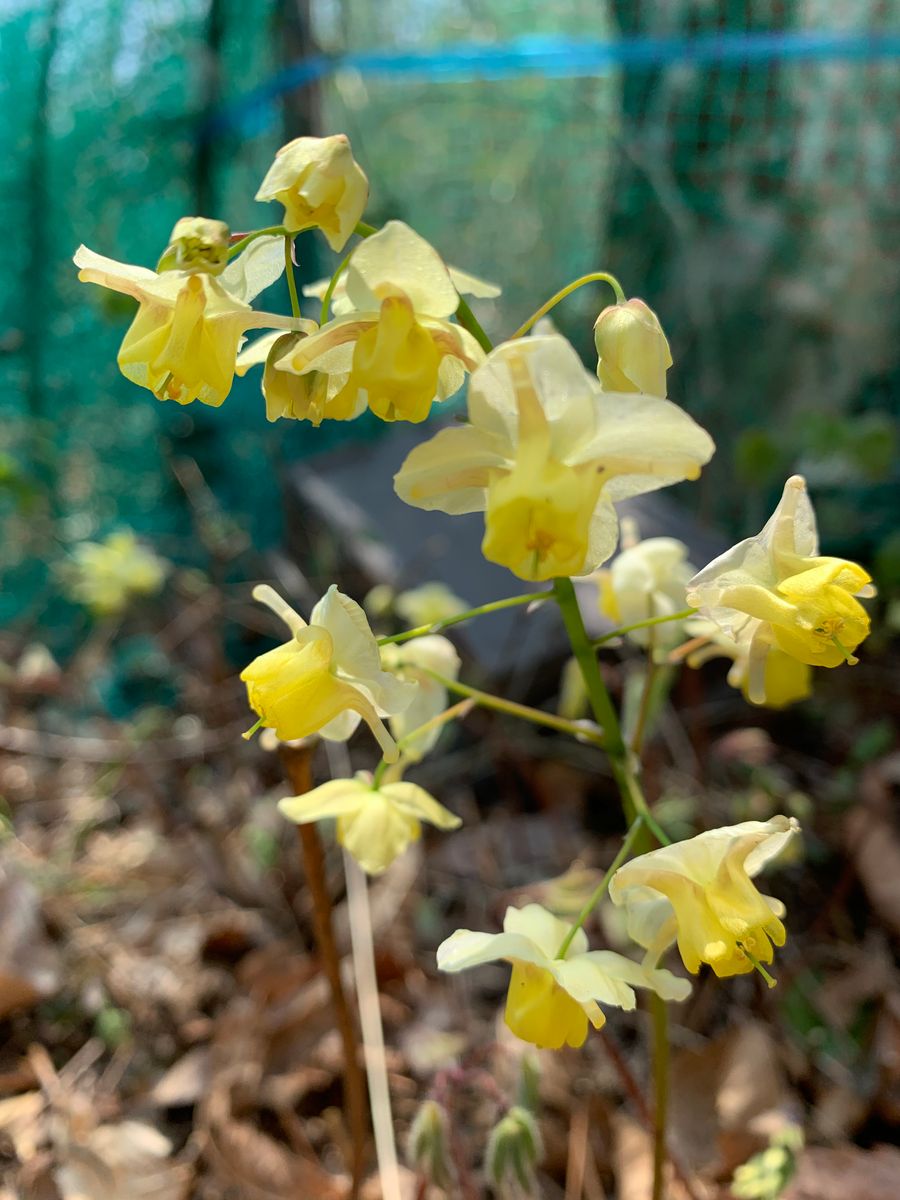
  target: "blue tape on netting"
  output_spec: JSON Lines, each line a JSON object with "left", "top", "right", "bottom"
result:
{"left": 210, "top": 30, "right": 900, "bottom": 134}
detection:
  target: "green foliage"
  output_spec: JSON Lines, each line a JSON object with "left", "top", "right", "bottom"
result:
{"left": 731, "top": 1126, "right": 804, "bottom": 1200}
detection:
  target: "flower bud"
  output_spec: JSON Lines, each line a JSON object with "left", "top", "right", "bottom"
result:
{"left": 157, "top": 216, "right": 230, "bottom": 275}
{"left": 406, "top": 1099, "right": 453, "bottom": 1189}
{"left": 255, "top": 134, "right": 368, "bottom": 251}
{"left": 485, "top": 1106, "right": 542, "bottom": 1192}
{"left": 593, "top": 298, "right": 672, "bottom": 396}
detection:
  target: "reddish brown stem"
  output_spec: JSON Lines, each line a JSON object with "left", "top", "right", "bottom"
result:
{"left": 280, "top": 742, "right": 368, "bottom": 1199}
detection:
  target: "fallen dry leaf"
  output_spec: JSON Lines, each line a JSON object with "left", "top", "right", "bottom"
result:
{"left": 784, "top": 1144, "right": 900, "bottom": 1200}
{"left": 0, "top": 866, "right": 59, "bottom": 1019}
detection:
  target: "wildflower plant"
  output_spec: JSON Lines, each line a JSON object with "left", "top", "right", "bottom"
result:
{"left": 74, "top": 132, "right": 877, "bottom": 1198}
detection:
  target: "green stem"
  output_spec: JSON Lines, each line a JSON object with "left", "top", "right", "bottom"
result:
{"left": 378, "top": 591, "right": 548, "bottom": 647}
{"left": 630, "top": 605, "right": 659, "bottom": 757}
{"left": 510, "top": 271, "right": 626, "bottom": 340}
{"left": 455, "top": 295, "right": 493, "bottom": 354}
{"left": 284, "top": 235, "right": 300, "bottom": 318}
{"left": 355, "top": 220, "right": 378, "bottom": 237}
{"left": 421, "top": 669, "right": 606, "bottom": 749}
{"left": 372, "top": 698, "right": 474, "bottom": 789}
{"left": 594, "top": 608, "right": 697, "bottom": 647}
{"left": 320, "top": 245, "right": 356, "bottom": 324}
{"left": 553, "top": 579, "right": 625, "bottom": 758}
{"left": 556, "top": 815, "right": 645, "bottom": 958}
{"left": 650, "top": 993, "right": 670, "bottom": 1200}
{"left": 227, "top": 224, "right": 289, "bottom": 258}
{"left": 552, "top": 578, "right": 671, "bottom": 843}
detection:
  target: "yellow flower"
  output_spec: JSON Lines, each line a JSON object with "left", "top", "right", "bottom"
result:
{"left": 278, "top": 769, "right": 460, "bottom": 875}
{"left": 609, "top": 816, "right": 800, "bottom": 979}
{"left": 681, "top": 616, "right": 812, "bottom": 709}
{"left": 235, "top": 330, "right": 344, "bottom": 424}
{"left": 75, "top": 238, "right": 308, "bottom": 407}
{"left": 686, "top": 475, "right": 874, "bottom": 701}
{"left": 394, "top": 335, "right": 714, "bottom": 582}
{"left": 437, "top": 903, "right": 690, "bottom": 1050}
{"left": 304, "top": 261, "right": 501, "bottom": 318}
{"left": 63, "top": 530, "right": 167, "bottom": 617}
{"left": 394, "top": 582, "right": 469, "bottom": 628}
{"left": 156, "top": 216, "right": 230, "bottom": 275}
{"left": 594, "top": 297, "right": 673, "bottom": 396}
{"left": 595, "top": 526, "right": 696, "bottom": 653}
{"left": 256, "top": 134, "right": 368, "bottom": 251}
{"left": 271, "top": 222, "right": 484, "bottom": 423}
{"left": 380, "top": 635, "right": 461, "bottom": 762}
{"left": 241, "top": 584, "right": 415, "bottom": 760}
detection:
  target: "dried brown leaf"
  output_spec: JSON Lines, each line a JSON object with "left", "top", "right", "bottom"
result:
{"left": 784, "top": 1145, "right": 900, "bottom": 1200}
{"left": 0, "top": 868, "right": 59, "bottom": 1019}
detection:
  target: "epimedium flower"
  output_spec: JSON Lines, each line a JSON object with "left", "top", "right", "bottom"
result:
{"left": 255, "top": 133, "right": 368, "bottom": 251}
{"left": 686, "top": 475, "right": 874, "bottom": 702}
{"left": 156, "top": 216, "right": 231, "bottom": 275}
{"left": 679, "top": 616, "right": 812, "bottom": 709}
{"left": 609, "top": 816, "right": 800, "bottom": 980}
{"left": 437, "top": 903, "right": 690, "bottom": 1050}
{"left": 62, "top": 530, "right": 167, "bottom": 617}
{"left": 75, "top": 234, "right": 308, "bottom": 407}
{"left": 241, "top": 584, "right": 415, "bottom": 761}
{"left": 595, "top": 524, "right": 696, "bottom": 653}
{"left": 380, "top": 635, "right": 461, "bottom": 762}
{"left": 278, "top": 768, "right": 461, "bottom": 875}
{"left": 235, "top": 329, "right": 339, "bottom": 424}
{"left": 393, "top": 334, "right": 714, "bottom": 582}
{"left": 594, "top": 297, "right": 673, "bottom": 396}
{"left": 270, "top": 221, "right": 485, "bottom": 424}
{"left": 303, "top": 261, "right": 501, "bottom": 318}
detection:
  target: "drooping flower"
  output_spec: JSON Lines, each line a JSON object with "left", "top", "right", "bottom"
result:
{"left": 255, "top": 134, "right": 368, "bottom": 251}
{"left": 270, "top": 221, "right": 484, "bottom": 423}
{"left": 156, "top": 216, "right": 231, "bottom": 275}
{"left": 594, "top": 297, "right": 673, "bottom": 396}
{"left": 304, "top": 261, "right": 500, "bottom": 318}
{"left": 679, "top": 616, "right": 812, "bottom": 709}
{"left": 278, "top": 769, "right": 460, "bottom": 875}
{"left": 62, "top": 530, "right": 167, "bottom": 617}
{"left": 75, "top": 237, "right": 307, "bottom": 407}
{"left": 241, "top": 584, "right": 415, "bottom": 760}
{"left": 437, "top": 903, "right": 690, "bottom": 1050}
{"left": 609, "top": 816, "right": 800, "bottom": 979}
{"left": 394, "top": 335, "right": 714, "bottom": 582}
{"left": 235, "top": 329, "right": 338, "bottom": 424}
{"left": 686, "top": 475, "right": 874, "bottom": 702}
{"left": 380, "top": 635, "right": 461, "bottom": 762}
{"left": 595, "top": 524, "right": 696, "bottom": 653}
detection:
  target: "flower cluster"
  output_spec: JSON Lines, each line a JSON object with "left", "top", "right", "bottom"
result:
{"left": 74, "top": 132, "right": 876, "bottom": 1065}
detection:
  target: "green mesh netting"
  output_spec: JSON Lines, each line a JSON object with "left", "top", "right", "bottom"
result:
{"left": 2, "top": 0, "right": 898, "bottom": 629}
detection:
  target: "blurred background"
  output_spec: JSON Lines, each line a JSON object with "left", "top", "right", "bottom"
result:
{"left": 1, "top": 3, "right": 899, "bottom": 1198}
{"left": 3, "top": 0, "right": 899, "bottom": 633}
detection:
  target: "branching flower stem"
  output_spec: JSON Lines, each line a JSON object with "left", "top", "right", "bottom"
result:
{"left": 378, "top": 591, "right": 548, "bottom": 647}
{"left": 371, "top": 699, "right": 475, "bottom": 789}
{"left": 455, "top": 294, "right": 493, "bottom": 353}
{"left": 555, "top": 815, "right": 646, "bottom": 958}
{"left": 593, "top": 607, "right": 697, "bottom": 647}
{"left": 510, "top": 270, "right": 626, "bottom": 339}
{"left": 226, "top": 223, "right": 288, "bottom": 257}
{"left": 283, "top": 235, "right": 300, "bottom": 319}
{"left": 421, "top": 669, "right": 607, "bottom": 749}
